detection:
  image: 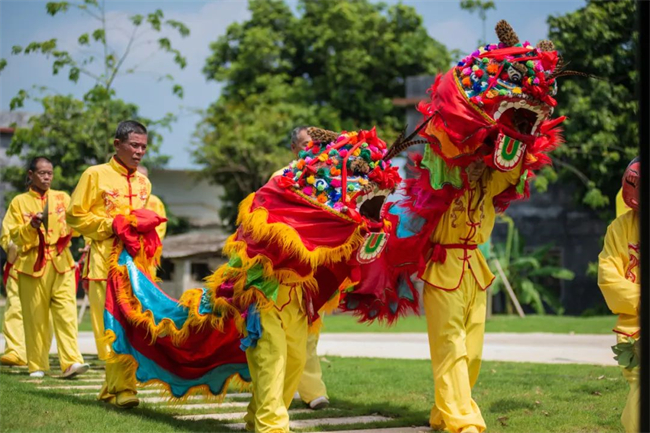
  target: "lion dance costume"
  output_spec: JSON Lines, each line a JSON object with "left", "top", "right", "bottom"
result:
{"left": 102, "top": 127, "right": 417, "bottom": 432}
{"left": 343, "top": 21, "right": 572, "bottom": 432}
{"left": 99, "top": 19, "right": 576, "bottom": 433}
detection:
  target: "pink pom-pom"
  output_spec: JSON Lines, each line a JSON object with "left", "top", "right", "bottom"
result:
{"left": 339, "top": 149, "right": 348, "bottom": 158}
{"left": 463, "top": 67, "right": 472, "bottom": 76}
{"left": 303, "top": 186, "right": 314, "bottom": 196}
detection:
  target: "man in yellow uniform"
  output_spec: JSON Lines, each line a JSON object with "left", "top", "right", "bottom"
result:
{"left": 420, "top": 158, "right": 522, "bottom": 433}
{"left": 67, "top": 120, "right": 151, "bottom": 408}
{"left": 598, "top": 158, "right": 640, "bottom": 433}
{"left": 0, "top": 235, "right": 27, "bottom": 367}
{"left": 273, "top": 126, "right": 330, "bottom": 411}
{"left": 137, "top": 166, "right": 167, "bottom": 240}
{"left": 4, "top": 157, "right": 89, "bottom": 378}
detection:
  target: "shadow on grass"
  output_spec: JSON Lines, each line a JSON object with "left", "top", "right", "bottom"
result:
{"left": 25, "top": 388, "right": 241, "bottom": 433}
{"left": 310, "top": 396, "right": 431, "bottom": 431}
{"left": 489, "top": 398, "right": 536, "bottom": 413}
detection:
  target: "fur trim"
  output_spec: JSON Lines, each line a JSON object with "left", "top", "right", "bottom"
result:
{"left": 235, "top": 193, "right": 366, "bottom": 269}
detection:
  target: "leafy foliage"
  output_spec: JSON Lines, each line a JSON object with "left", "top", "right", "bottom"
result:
{"left": 3, "top": 1, "right": 188, "bottom": 200}
{"left": 544, "top": 0, "right": 637, "bottom": 216}
{"left": 490, "top": 216, "right": 575, "bottom": 315}
{"left": 197, "top": 0, "right": 451, "bottom": 225}
{"left": 194, "top": 77, "right": 341, "bottom": 227}
{"left": 612, "top": 337, "right": 640, "bottom": 370}
{"left": 3, "top": 88, "right": 170, "bottom": 198}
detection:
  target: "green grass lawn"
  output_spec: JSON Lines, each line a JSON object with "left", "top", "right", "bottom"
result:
{"left": 321, "top": 313, "right": 616, "bottom": 334}
{"left": 0, "top": 356, "right": 626, "bottom": 432}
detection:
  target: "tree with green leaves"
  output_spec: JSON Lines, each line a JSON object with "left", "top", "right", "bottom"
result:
{"left": 541, "top": 0, "right": 637, "bottom": 215}
{"left": 459, "top": 0, "right": 496, "bottom": 46}
{"left": 196, "top": 0, "right": 451, "bottom": 226}
{"left": 3, "top": 0, "right": 189, "bottom": 197}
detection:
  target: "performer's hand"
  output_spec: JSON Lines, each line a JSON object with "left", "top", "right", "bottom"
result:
{"left": 30, "top": 213, "right": 43, "bottom": 228}
{"left": 78, "top": 245, "right": 90, "bottom": 253}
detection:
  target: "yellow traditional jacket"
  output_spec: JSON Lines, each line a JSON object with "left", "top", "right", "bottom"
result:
{"left": 598, "top": 211, "right": 639, "bottom": 337}
{"left": 615, "top": 188, "right": 631, "bottom": 217}
{"left": 3, "top": 189, "right": 75, "bottom": 277}
{"left": 146, "top": 194, "right": 167, "bottom": 240}
{"left": 421, "top": 166, "right": 522, "bottom": 290}
{"left": 67, "top": 157, "right": 151, "bottom": 281}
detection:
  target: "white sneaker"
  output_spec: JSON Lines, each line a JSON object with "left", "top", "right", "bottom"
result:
{"left": 62, "top": 363, "right": 90, "bottom": 378}
{"left": 293, "top": 391, "right": 301, "bottom": 400}
{"left": 309, "top": 396, "right": 329, "bottom": 410}
{"left": 30, "top": 371, "right": 45, "bottom": 378}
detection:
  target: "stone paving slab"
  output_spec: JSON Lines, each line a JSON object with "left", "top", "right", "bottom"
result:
{"left": 176, "top": 408, "right": 315, "bottom": 421}
{"left": 21, "top": 377, "right": 105, "bottom": 383}
{"left": 227, "top": 415, "right": 392, "bottom": 430}
{"left": 168, "top": 399, "right": 258, "bottom": 411}
{"left": 69, "top": 391, "right": 251, "bottom": 400}
{"left": 333, "top": 428, "right": 431, "bottom": 433}
{"left": 141, "top": 396, "right": 248, "bottom": 405}
{"left": 38, "top": 384, "right": 100, "bottom": 390}
{"left": 147, "top": 399, "right": 249, "bottom": 408}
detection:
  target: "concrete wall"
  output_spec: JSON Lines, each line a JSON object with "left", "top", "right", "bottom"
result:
{"left": 493, "top": 183, "right": 608, "bottom": 315}
{"left": 149, "top": 168, "right": 224, "bottom": 228}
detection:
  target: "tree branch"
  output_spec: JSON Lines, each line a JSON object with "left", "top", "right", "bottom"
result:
{"left": 106, "top": 17, "right": 138, "bottom": 89}
{"left": 78, "top": 6, "right": 102, "bottom": 21}
{"left": 551, "top": 157, "right": 591, "bottom": 187}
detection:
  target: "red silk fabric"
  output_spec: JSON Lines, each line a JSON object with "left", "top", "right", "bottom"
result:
{"left": 112, "top": 209, "right": 167, "bottom": 258}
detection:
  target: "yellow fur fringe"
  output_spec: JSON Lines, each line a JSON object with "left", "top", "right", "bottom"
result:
{"left": 234, "top": 193, "right": 366, "bottom": 269}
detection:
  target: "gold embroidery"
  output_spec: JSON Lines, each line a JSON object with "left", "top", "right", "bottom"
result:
{"left": 139, "top": 187, "right": 148, "bottom": 203}
{"left": 626, "top": 243, "right": 640, "bottom": 283}
{"left": 450, "top": 196, "right": 465, "bottom": 228}
{"left": 103, "top": 189, "right": 120, "bottom": 215}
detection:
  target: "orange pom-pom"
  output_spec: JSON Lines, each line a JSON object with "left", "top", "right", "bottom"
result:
{"left": 462, "top": 77, "right": 472, "bottom": 87}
